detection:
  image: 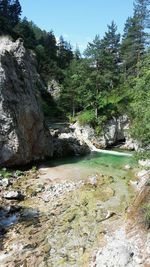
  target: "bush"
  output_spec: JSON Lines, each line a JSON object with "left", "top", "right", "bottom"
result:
{"left": 135, "top": 151, "right": 150, "bottom": 161}
{"left": 78, "top": 110, "right": 95, "bottom": 126}
{"left": 31, "top": 166, "right": 37, "bottom": 173}
{"left": 67, "top": 115, "right": 76, "bottom": 124}
{"left": 0, "top": 168, "right": 12, "bottom": 179}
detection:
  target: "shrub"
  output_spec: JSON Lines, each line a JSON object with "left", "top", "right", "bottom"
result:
{"left": 31, "top": 166, "right": 37, "bottom": 173}
{"left": 67, "top": 115, "right": 76, "bottom": 124}
{"left": 78, "top": 110, "right": 95, "bottom": 126}
{"left": 0, "top": 168, "right": 12, "bottom": 179}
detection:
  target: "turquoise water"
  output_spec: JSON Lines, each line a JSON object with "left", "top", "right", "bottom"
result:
{"left": 78, "top": 151, "right": 135, "bottom": 167}
{"left": 45, "top": 151, "right": 137, "bottom": 181}
{"left": 50, "top": 151, "right": 135, "bottom": 166}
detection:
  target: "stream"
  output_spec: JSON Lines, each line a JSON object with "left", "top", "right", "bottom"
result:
{"left": 0, "top": 151, "right": 138, "bottom": 267}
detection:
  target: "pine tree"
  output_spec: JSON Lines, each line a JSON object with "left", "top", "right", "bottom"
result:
{"left": 14, "top": 17, "right": 36, "bottom": 48}
{"left": 84, "top": 35, "right": 104, "bottom": 117}
{"left": 57, "top": 36, "right": 73, "bottom": 69}
{"left": 121, "top": 0, "right": 150, "bottom": 77}
{"left": 83, "top": 23, "right": 121, "bottom": 118}
{"left": 43, "top": 31, "right": 57, "bottom": 62}
{"left": 74, "top": 45, "right": 81, "bottom": 60}
{"left": 59, "top": 59, "right": 85, "bottom": 117}
{"left": 0, "top": 0, "right": 21, "bottom": 34}
{"left": 102, "top": 21, "right": 121, "bottom": 89}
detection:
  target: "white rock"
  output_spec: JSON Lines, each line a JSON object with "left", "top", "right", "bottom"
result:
{"left": 3, "top": 191, "right": 24, "bottom": 200}
{"left": 124, "top": 164, "right": 131, "bottom": 170}
{"left": 139, "top": 159, "right": 150, "bottom": 168}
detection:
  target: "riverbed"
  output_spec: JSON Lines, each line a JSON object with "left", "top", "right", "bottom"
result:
{"left": 0, "top": 151, "right": 138, "bottom": 266}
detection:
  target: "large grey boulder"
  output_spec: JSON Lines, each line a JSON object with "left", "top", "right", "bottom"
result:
{"left": 0, "top": 37, "right": 53, "bottom": 166}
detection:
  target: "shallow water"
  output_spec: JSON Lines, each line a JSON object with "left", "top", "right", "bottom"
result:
{"left": 40, "top": 151, "right": 136, "bottom": 182}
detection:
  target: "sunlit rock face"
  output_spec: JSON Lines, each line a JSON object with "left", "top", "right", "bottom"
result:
{"left": 0, "top": 37, "right": 53, "bottom": 166}
{"left": 72, "top": 115, "right": 139, "bottom": 151}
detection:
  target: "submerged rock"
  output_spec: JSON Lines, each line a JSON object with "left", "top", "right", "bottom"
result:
{"left": 0, "top": 37, "right": 53, "bottom": 166}
{"left": 124, "top": 164, "right": 131, "bottom": 170}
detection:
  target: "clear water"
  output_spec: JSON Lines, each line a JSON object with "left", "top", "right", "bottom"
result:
{"left": 45, "top": 151, "right": 136, "bottom": 181}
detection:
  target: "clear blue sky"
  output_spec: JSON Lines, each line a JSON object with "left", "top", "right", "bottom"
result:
{"left": 19, "top": 0, "right": 134, "bottom": 52}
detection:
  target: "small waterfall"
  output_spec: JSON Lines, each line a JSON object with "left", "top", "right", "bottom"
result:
{"left": 91, "top": 147, "right": 133, "bottom": 157}
{"left": 83, "top": 137, "right": 133, "bottom": 157}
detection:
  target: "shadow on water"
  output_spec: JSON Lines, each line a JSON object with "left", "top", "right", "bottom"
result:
{"left": 0, "top": 205, "right": 40, "bottom": 250}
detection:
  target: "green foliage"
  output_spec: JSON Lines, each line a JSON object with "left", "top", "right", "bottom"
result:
{"left": 14, "top": 17, "right": 36, "bottom": 48}
{"left": 121, "top": 0, "right": 149, "bottom": 77}
{"left": 0, "top": 168, "right": 12, "bottom": 178}
{"left": 129, "top": 52, "right": 150, "bottom": 146}
{"left": 67, "top": 115, "right": 77, "bottom": 124}
{"left": 31, "top": 166, "right": 37, "bottom": 173}
{"left": 15, "top": 170, "right": 23, "bottom": 176}
{"left": 94, "top": 114, "right": 109, "bottom": 135}
{"left": 78, "top": 110, "right": 96, "bottom": 126}
{"left": 0, "top": 0, "right": 21, "bottom": 35}
{"left": 57, "top": 36, "right": 73, "bottom": 69}
{"left": 134, "top": 151, "right": 150, "bottom": 161}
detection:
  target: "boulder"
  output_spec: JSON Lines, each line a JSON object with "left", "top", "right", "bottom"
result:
{"left": 3, "top": 190, "right": 25, "bottom": 200}
{"left": 0, "top": 178, "right": 12, "bottom": 187}
{"left": 0, "top": 37, "right": 53, "bottom": 166}
{"left": 53, "top": 133, "right": 90, "bottom": 157}
{"left": 139, "top": 159, "right": 150, "bottom": 168}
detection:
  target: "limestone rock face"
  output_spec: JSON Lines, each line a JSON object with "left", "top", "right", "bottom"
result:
{"left": 0, "top": 37, "right": 53, "bottom": 166}
{"left": 48, "top": 123, "right": 90, "bottom": 158}
{"left": 72, "top": 115, "right": 139, "bottom": 150}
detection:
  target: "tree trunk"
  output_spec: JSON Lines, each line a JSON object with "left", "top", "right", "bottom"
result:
{"left": 72, "top": 100, "right": 75, "bottom": 118}
{"left": 95, "top": 107, "right": 98, "bottom": 118}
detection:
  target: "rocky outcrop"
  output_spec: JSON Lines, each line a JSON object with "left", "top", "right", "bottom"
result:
{"left": 0, "top": 37, "right": 53, "bottom": 166}
{"left": 72, "top": 116, "right": 139, "bottom": 151}
{"left": 49, "top": 122, "right": 90, "bottom": 157}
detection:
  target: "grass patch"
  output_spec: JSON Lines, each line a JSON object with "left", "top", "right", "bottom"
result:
{"left": 0, "top": 168, "right": 12, "bottom": 179}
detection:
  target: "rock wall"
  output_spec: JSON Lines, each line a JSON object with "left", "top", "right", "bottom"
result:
{"left": 48, "top": 122, "right": 90, "bottom": 157}
{"left": 0, "top": 37, "right": 53, "bottom": 166}
{"left": 71, "top": 116, "right": 139, "bottom": 151}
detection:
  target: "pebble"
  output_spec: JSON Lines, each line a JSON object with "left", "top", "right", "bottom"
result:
{"left": 45, "top": 180, "right": 84, "bottom": 199}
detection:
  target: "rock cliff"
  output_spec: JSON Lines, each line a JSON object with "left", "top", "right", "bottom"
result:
{"left": 0, "top": 37, "right": 53, "bottom": 166}
{"left": 71, "top": 116, "right": 139, "bottom": 151}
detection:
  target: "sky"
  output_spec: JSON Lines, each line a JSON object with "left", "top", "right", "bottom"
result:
{"left": 19, "top": 0, "right": 134, "bottom": 52}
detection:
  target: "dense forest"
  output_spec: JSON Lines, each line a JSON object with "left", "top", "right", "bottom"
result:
{"left": 0, "top": 0, "right": 150, "bottom": 149}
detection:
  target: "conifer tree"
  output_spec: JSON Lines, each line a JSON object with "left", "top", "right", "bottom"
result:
{"left": 57, "top": 36, "right": 73, "bottom": 69}
{"left": 121, "top": 0, "right": 150, "bottom": 77}
{"left": 0, "top": 0, "right": 21, "bottom": 34}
